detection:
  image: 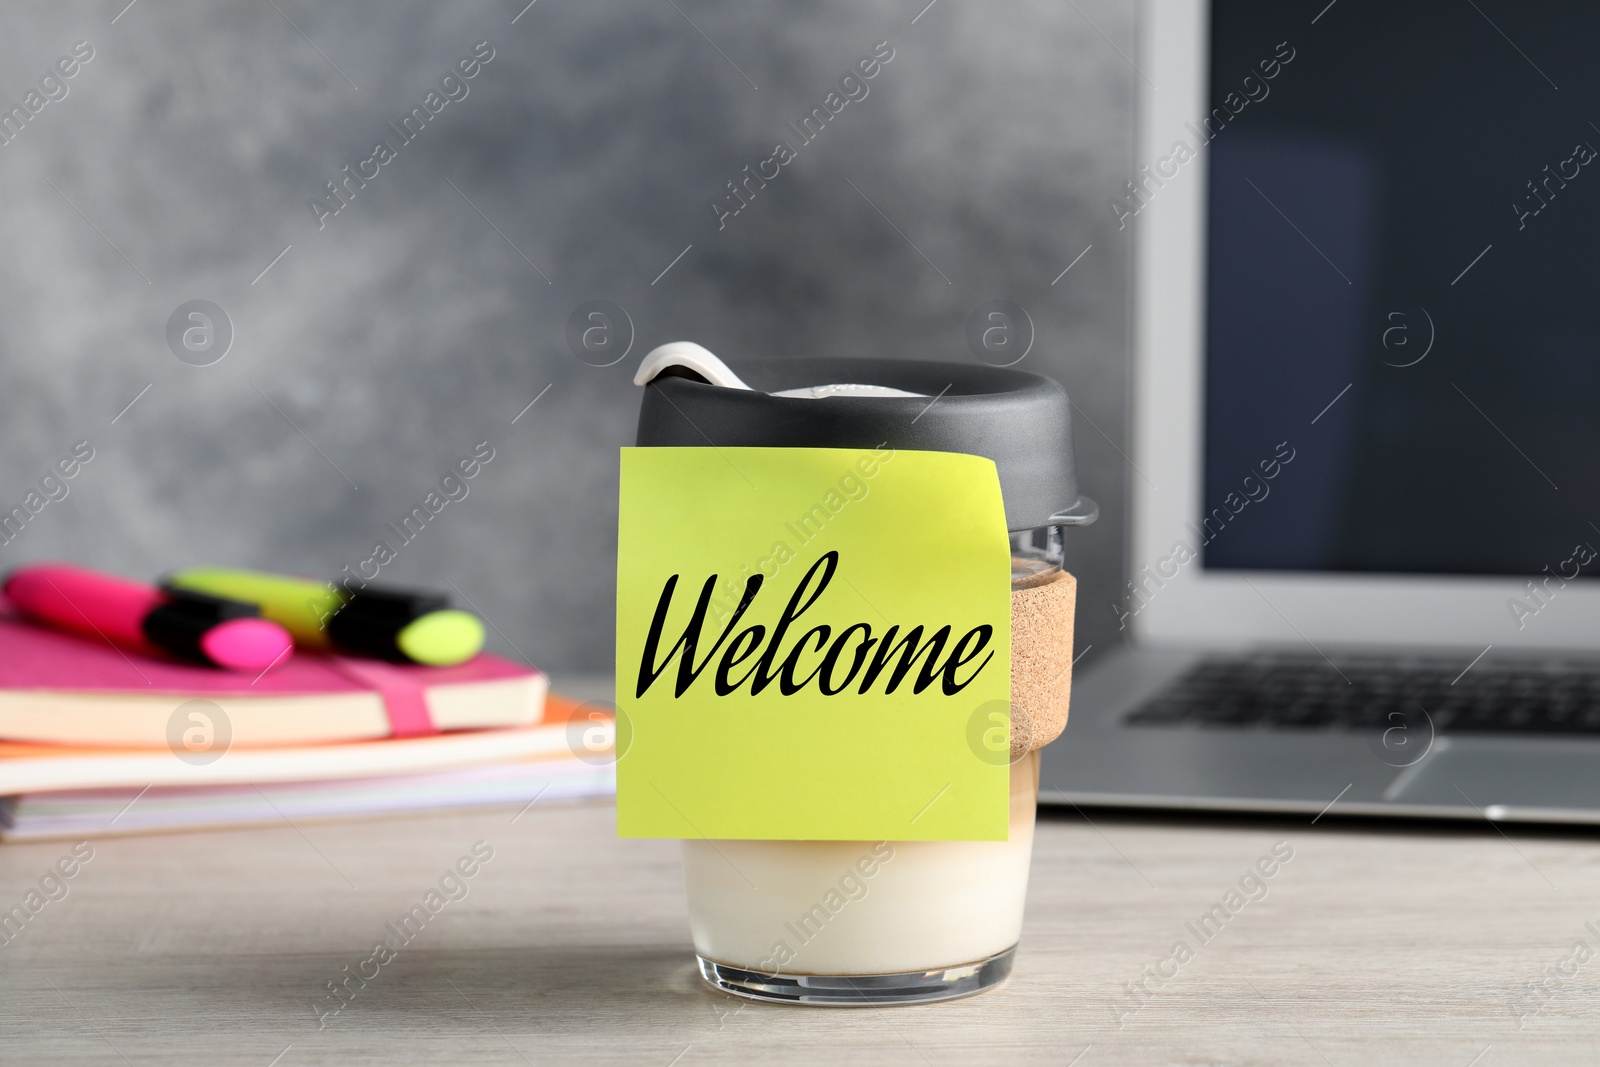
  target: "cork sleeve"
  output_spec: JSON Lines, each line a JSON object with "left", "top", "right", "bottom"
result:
{"left": 1009, "top": 569, "right": 1076, "bottom": 756}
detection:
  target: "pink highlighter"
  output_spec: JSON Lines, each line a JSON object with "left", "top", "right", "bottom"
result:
{"left": 3, "top": 562, "right": 295, "bottom": 672}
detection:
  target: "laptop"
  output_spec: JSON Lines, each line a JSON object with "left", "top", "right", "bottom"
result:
{"left": 1040, "top": 0, "right": 1600, "bottom": 823}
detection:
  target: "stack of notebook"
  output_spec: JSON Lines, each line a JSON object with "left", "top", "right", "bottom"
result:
{"left": 0, "top": 614, "right": 615, "bottom": 841}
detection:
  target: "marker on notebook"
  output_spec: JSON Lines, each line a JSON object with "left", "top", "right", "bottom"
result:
{"left": 162, "top": 567, "right": 486, "bottom": 667}
{"left": 2, "top": 563, "right": 295, "bottom": 673}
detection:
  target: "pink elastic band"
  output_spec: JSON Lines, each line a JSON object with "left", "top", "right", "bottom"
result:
{"left": 327, "top": 656, "right": 438, "bottom": 738}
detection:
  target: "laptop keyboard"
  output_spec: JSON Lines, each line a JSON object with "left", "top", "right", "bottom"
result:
{"left": 1124, "top": 654, "right": 1600, "bottom": 736}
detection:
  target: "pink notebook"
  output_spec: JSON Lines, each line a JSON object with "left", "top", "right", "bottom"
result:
{"left": 0, "top": 614, "right": 546, "bottom": 749}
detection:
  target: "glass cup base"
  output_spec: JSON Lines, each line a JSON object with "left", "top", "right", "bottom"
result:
{"left": 695, "top": 945, "right": 1015, "bottom": 1007}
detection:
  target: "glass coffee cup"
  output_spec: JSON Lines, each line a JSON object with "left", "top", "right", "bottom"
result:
{"left": 633, "top": 352, "right": 1095, "bottom": 1005}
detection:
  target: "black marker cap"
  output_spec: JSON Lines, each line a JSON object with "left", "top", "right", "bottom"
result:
{"left": 634, "top": 358, "right": 1097, "bottom": 531}
{"left": 142, "top": 590, "right": 260, "bottom": 663}
{"left": 326, "top": 586, "right": 451, "bottom": 661}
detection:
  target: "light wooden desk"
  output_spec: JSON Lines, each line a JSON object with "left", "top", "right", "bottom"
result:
{"left": 4, "top": 787, "right": 1599, "bottom": 1066}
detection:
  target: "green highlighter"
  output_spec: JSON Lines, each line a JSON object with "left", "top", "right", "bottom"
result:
{"left": 163, "top": 567, "right": 486, "bottom": 666}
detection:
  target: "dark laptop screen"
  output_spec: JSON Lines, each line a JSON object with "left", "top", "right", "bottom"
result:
{"left": 1201, "top": 1, "right": 1599, "bottom": 579}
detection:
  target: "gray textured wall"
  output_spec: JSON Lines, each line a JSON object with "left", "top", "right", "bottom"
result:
{"left": 0, "top": 0, "right": 1134, "bottom": 676}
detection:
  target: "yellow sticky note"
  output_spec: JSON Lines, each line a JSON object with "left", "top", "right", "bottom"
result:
{"left": 616, "top": 446, "right": 1012, "bottom": 841}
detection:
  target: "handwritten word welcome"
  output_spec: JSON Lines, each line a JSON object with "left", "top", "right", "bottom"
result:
{"left": 637, "top": 550, "right": 995, "bottom": 700}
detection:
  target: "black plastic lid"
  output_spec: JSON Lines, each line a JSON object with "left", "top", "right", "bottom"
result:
{"left": 634, "top": 357, "right": 1096, "bottom": 531}
{"left": 142, "top": 590, "right": 259, "bottom": 663}
{"left": 326, "top": 586, "right": 450, "bottom": 661}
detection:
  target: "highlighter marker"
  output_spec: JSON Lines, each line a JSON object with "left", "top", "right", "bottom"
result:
{"left": 3, "top": 562, "right": 295, "bottom": 672}
{"left": 163, "top": 567, "right": 486, "bottom": 666}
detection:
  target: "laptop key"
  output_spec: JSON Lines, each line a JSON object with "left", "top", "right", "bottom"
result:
{"left": 1124, "top": 655, "right": 1600, "bottom": 738}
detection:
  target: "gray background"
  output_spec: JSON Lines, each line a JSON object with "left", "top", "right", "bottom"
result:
{"left": 0, "top": 0, "right": 1134, "bottom": 676}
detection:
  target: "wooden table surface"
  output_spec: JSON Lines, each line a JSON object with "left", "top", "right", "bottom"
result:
{"left": 5, "top": 782, "right": 1600, "bottom": 1066}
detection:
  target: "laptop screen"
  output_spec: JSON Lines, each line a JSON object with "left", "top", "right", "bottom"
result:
{"left": 1201, "top": 1, "right": 1599, "bottom": 579}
